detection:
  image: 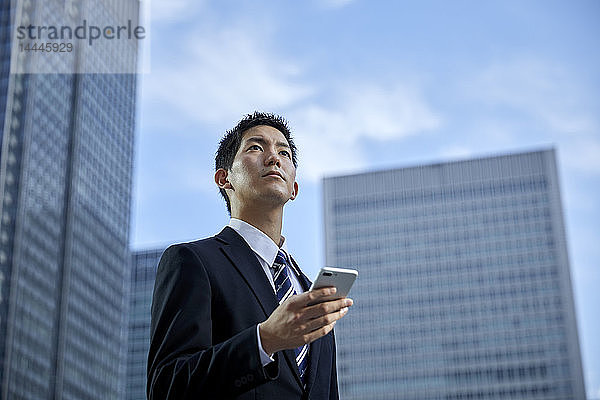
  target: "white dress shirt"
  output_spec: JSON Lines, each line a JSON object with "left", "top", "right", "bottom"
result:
{"left": 227, "top": 218, "right": 305, "bottom": 366}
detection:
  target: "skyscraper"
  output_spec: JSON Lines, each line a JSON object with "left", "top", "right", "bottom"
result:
{"left": 127, "top": 248, "right": 163, "bottom": 400}
{"left": 0, "top": 0, "right": 10, "bottom": 147}
{"left": 0, "top": 0, "right": 139, "bottom": 398}
{"left": 324, "top": 149, "right": 586, "bottom": 399}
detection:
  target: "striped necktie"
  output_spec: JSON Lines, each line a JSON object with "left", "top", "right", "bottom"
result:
{"left": 272, "top": 250, "right": 308, "bottom": 385}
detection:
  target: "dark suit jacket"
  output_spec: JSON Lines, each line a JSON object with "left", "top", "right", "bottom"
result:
{"left": 147, "top": 227, "right": 339, "bottom": 399}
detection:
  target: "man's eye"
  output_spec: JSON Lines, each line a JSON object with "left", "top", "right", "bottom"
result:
{"left": 248, "top": 145, "right": 262, "bottom": 151}
{"left": 280, "top": 150, "right": 291, "bottom": 158}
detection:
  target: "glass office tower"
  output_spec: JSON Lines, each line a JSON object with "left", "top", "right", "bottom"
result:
{"left": 126, "top": 248, "right": 163, "bottom": 400}
{"left": 324, "top": 149, "right": 586, "bottom": 399}
{"left": 0, "top": 0, "right": 10, "bottom": 150}
{"left": 0, "top": 1, "right": 139, "bottom": 398}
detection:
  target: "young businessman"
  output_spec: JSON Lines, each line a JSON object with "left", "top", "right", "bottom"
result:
{"left": 147, "top": 112, "right": 353, "bottom": 399}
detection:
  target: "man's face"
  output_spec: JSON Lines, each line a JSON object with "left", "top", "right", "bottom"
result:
{"left": 223, "top": 125, "right": 298, "bottom": 212}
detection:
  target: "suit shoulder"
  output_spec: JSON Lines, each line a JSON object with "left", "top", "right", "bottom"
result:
{"left": 160, "top": 234, "right": 225, "bottom": 265}
{"left": 180, "top": 234, "right": 224, "bottom": 253}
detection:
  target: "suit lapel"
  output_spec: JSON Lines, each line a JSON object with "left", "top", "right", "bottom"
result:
{"left": 217, "top": 227, "right": 279, "bottom": 318}
{"left": 217, "top": 228, "right": 306, "bottom": 389}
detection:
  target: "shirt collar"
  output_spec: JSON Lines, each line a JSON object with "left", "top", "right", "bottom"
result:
{"left": 228, "top": 218, "right": 292, "bottom": 269}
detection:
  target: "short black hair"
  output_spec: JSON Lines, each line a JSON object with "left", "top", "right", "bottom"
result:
{"left": 215, "top": 111, "right": 298, "bottom": 215}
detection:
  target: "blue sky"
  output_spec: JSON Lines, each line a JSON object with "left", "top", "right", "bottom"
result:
{"left": 131, "top": 1, "right": 600, "bottom": 396}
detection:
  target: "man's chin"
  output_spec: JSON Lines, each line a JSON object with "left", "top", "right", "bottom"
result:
{"left": 257, "top": 191, "right": 293, "bottom": 207}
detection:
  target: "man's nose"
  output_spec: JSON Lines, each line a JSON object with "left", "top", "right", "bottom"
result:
{"left": 265, "top": 149, "right": 281, "bottom": 167}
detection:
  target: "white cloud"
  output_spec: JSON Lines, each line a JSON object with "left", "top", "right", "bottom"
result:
{"left": 439, "top": 145, "right": 475, "bottom": 160}
{"left": 291, "top": 83, "right": 442, "bottom": 181}
{"left": 561, "top": 137, "right": 600, "bottom": 175}
{"left": 142, "top": 18, "right": 441, "bottom": 184}
{"left": 144, "top": 25, "right": 313, "bottom": 126}
{"left": 316, "top": 0, "right": 356, "bottom": 9}
{"left": 142, "top": 6, "right": 441, "bottom": 185}
{"left": 476, "top": 59, "right": 595, "bottom": 133}
{"left": 291, "top": 105, "right": 367, "bottom": 181}
{"left": 468, "top": 58, "right": 600, "bottom": 175}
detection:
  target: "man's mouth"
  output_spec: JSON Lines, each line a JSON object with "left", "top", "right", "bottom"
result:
{"left": 263, "top": 171, "right": 284, "bottom": 180}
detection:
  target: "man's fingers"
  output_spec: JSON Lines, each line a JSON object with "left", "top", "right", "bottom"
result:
{"left": 305, "top": 298, "right": 353, "bottom": 319}
{"left": 302, "top": 321, "right": 337, "bottom": 344}
{"left": 291, "top": 287, "right": 336, "bottom": 307}
{"left": 305, "top": 306, "right": 349, "bottom": 332}
{"left": 270, "top": 289, "right": 353, "bottom": 350}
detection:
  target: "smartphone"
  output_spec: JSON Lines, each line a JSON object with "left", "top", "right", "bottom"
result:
{"left": 308, "top": 267, "right": 358, "bottom": 305}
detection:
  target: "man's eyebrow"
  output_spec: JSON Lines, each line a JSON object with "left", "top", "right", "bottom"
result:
{"left": 245, "top": 136, "right": 290, "bottom": 148}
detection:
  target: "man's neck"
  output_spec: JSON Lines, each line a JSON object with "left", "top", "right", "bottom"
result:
{"left": 232, "top": 207, "right": 284, "bottom": 246}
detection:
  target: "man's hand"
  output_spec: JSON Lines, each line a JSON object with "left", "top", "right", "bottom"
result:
{"left": 259, "top": 287, "right": 353, "bottom": 355}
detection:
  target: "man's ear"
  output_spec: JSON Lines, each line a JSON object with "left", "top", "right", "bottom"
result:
{"left": 215, "top": 168, "right": 233, "bottom": 190}
{"left": 290, "top": 181, "right": 299, "bottom": 201}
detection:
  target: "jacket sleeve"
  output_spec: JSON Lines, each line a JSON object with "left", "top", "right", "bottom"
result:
{"left": 147, "top": 244, "right": 279, "bottom": 399}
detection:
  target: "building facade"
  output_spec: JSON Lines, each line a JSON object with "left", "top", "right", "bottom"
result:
{"left": 0, "top": 1, "right": 139, "bottom": 398}
{"left": 126, "top": 248, "right": 163, "bottom": 400}
{"left": 324, "top": 149, "right": 586, "bottom": 399}
{"left": 0, "top": 0, "right": 10, "bottom": 149}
